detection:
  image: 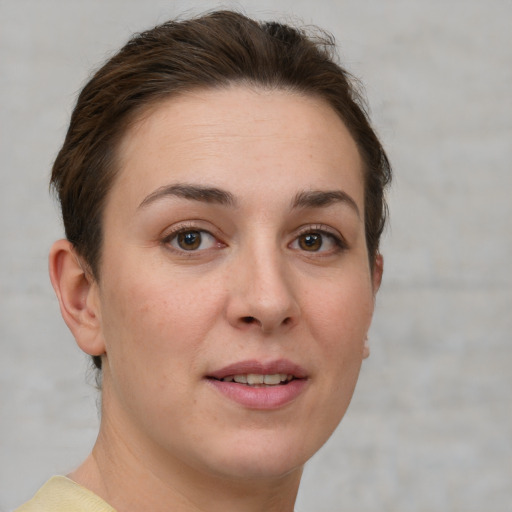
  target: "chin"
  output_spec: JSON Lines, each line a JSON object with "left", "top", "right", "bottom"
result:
{"left": 210, "top": 454, "right": 304, "bottom": 483}
{"left": 194, "top": 427, "right": 322, "bottom": 482}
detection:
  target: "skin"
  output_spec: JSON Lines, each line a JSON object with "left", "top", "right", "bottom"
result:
{"left": 50, "top": 86, "right": 383, "bottom": 512}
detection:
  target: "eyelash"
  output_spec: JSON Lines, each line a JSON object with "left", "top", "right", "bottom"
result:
{"left": 291, "top": 225, "right": 348, "bottom": 254}
{"left": 161, "top": 223, "right": 347, "bottom": 255}
{"left": 161, "top": 223, "right": 224, "bottom": 255}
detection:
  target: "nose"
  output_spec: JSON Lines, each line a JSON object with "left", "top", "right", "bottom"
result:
{"left": 225, "top": 243, "right": 300, "bottom": 334}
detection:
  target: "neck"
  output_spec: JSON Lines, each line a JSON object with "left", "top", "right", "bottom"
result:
{"left": 70, "top": 413, "right": 301, "bottom": 512}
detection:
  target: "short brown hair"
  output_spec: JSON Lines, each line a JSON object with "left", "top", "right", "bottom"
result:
{"left": 51, "top": 10, "right": 391, "bottom": 370}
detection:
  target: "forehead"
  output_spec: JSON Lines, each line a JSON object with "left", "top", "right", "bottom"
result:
{"left": 111, "top": 86, "right": 364, "bottom": 212}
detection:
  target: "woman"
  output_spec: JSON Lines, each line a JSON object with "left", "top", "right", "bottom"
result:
{"left": 17, "top": 10, "right": 391, "bottom": 512}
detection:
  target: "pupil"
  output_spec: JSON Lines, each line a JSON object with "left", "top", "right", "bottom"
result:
{"left": 301, "top": 233, "right": 322, "bottom": 251}
{"left": 178, "top": 231, "right": 201, "bottom": 250}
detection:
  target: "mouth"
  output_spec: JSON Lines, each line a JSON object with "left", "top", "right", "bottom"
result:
{"left": 207, "top": 359, "right": 307, "bottom": 383}
{"left": 209, "top": 373, "right": 297, "bottom": 387}
{"left": 205, "top": 359, "right": 308, "bottom": 408}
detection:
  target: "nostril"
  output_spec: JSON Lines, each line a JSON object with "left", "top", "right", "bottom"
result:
{"left": 240, "top": 316, "right": 293, "bottom": 328}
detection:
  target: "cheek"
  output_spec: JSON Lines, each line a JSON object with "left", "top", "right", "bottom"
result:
{"left": 99, "top": 264, "right": 225, "bottom": 372}
{"left": 304, "top": 272, "right": 374, "bottom": 347}
{"left": 302, "top": 271, "right": 374, "bottom": 404}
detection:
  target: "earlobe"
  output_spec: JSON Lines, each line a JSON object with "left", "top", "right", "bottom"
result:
{"left": 362, "top": 336, "right": 370, "bottom": 359}
{"left": 49, "top": 239, "right": 106, "bottom": 357}
{"left": 364, "top": 254, "right": 384, "bottom": 360}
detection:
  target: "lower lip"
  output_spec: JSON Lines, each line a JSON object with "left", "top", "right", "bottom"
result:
{"left": 207, "top": 378, "right": 308, "bottom": 410}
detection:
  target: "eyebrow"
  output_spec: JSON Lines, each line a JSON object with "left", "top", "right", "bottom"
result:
{"left": 138, "top": 183, "right": 237, "bottom": 209}
{"left": 292, "top": 190, "right": 360, "bottom": 218}
{"left": 138, "top": 183, "right": 360, "bottom": 218}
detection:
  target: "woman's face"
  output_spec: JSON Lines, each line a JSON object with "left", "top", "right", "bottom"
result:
{"left": 91, "top": 86, "right": 381, "bottom": 481}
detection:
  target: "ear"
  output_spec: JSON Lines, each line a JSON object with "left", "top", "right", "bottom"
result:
{"left": 363, "top": 254, "right": 384, "bottom": 360}
{"left": 372, "top": 253, "right": 384, "bottom": 294}
{"left": 49, "top": 239, "right": 105, "bottom": 357}
{"left": 362, "top": 336, "right": 370, "bottom": 360}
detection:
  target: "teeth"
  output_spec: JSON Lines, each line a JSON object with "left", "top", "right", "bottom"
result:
{"left": 247, "top": 374, "right": 264, "bottom": 385}
{"left": 222, "top": 374, "right": 293, "bottom": 386}
{"left": 263, "top": 374, "right": 280, "bottom": 385}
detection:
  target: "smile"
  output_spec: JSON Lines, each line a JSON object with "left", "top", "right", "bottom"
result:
{"left": 215, "top": 373, "right": 295, "bottom": 386}
{"left": 206, "top": 360, "right": 308, "bottom": 409}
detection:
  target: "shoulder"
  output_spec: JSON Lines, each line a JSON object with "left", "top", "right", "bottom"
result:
{"left": 14, "top": 476, "right": 115, "bottom": 512}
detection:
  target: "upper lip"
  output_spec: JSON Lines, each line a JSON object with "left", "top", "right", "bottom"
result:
{"left": 207, "top": 359, "right": 308, "bottom": 380}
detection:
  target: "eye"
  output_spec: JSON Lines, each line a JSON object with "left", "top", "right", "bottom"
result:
{"left": 290, "top": 228, "right": 345, "bottom": 254}
{"left": 166, "top": 229, "right": 218, "bottom": 252}
{"left": 298, "top": 232, "right": 323, "bottom": 251}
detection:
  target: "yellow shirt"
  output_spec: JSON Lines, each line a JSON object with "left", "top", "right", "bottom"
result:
{"left": 15, "top": 476, "right": 115, "bottom": 512}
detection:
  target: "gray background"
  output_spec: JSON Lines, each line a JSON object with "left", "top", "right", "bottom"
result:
{"left": 1, "top": 0, "right": 511, "bottom": 511}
